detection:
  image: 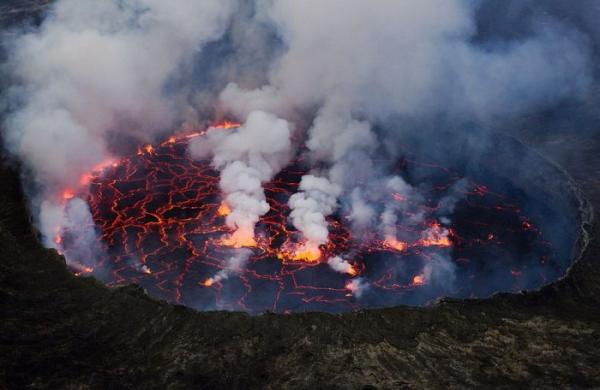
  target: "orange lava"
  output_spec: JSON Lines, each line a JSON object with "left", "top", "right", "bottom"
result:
{"left": 217, "top": 201, "right": 231, "bottom": 216}
{"left": 419, "top": 223, "right": 452, "bottom": 247}
{"left": 215, "top": 120, "right": 241, "bottom": 129}
{"left": 383, "top": 236, "right": 408, "bottom": 252}
{"left": 62, "top": 189, "right": 75, "bottom": 200}
{"left": 73, "top": 264, "right": 94, "bottom": 277}
{"left": 138, "top": 144, "right": 155, "bottom": 155}
{"left": 278, "top": 242, "right": 322, "bottom": 263}
{"left": 412, "top": 274, "right": 426, "bottom": 286}
{"left": 202, "top": 278, "right": 215, "bottom": 287}
{"left": 219, "top": 230, "right": 258, "bottom": 248}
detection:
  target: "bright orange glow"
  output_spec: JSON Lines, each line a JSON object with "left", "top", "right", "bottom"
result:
{"left": 62, "top": 189, "right": 75, "bottom": 200}
{"left": 54, "top": 234, "right": 63, "bottom": 245}
{"left": 202, "top": 278, "right": 215, "bottom": 287}
{"left": 278, "top": 242, "right": 322, "bottom": 263}
{"left": 412, "top": 274, "right": 426, "bottom": 286}
{"left": 78, "top": 158, "right": 118, "bottom": 185}
{"left": 217, "top": 201, "right": 231, "bottom": 217}
{"left": 138, "top": 144, "right": 155, "bottom": 155}
{"left": 214, "top": 121, "right": 241, "bottom": 129}
{"left": 384, "top": 236, "right": 407, "bottom": 252}
{"left": 420, "top": 235, "right": 451, "bottom": 247}
{"left": 74, "top": 266, "right": 94, "bottom": 277}
{"left": 345, "top": 279, "right": 363, "bottom": 296}
{"left": 419, "top": 223, "right": 452, "bottom": 247}
{"left": 347, "top": 265, "right": 358, "bottom": 276}
{"left": 219, "top": 229, "right": 257, "bottom": 248}
{"left": 291, "top": 247, "right": 321, "bottom": 262}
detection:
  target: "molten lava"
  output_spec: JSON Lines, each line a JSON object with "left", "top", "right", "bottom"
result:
{"left": 62, "top": 189, "right": 75, "bottom": 200}
{"left": 217, "top": 201, "right": 231, "bottom": 216}
{"left": 383, "top": 236, "right": 408, "bottom": 252}
{"left": 218, "top": 230, "right": 258, "bottom": 248}
{"left": 412, "top": 275, "right": 426, "bottom": 286}
{"left": 419, "top": 223, "right": 452, "bottom": 247}
{"left": 278, "top": 242, "right": 322, "bottom": 263}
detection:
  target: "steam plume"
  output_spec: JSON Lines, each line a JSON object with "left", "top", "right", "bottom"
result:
{"left": 189, "top": 110, "right": 292, "bottom": 245}
{"left": 204, "top": 248, "right": 252, "bottom": 286}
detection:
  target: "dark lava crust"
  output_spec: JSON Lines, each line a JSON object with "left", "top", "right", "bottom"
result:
{"left": 1, "top": 3, "right": 600, "bottom": 389}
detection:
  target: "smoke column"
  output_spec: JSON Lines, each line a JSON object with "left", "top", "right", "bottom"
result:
{"left": 188, "top": 110, "right": 292, "bottom": 247}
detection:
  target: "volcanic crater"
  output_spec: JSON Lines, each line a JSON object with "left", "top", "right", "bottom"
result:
{"left": 55, "top": 125, "right": 581, "bottom": 314}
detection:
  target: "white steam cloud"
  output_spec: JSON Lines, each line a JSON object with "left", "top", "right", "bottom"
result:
{"left": 40, "top": 197, "right": 98, "bottom": 270}
{"left": 346, "top": 277, "right": 368, "bottom": 299}
{"left": 327, "top": 256, "right": 354, "bottom": 275}
{"left": 205, "top": 248, "right": 252, "bottom": 285}
{"left": 288, "top": 175, "right": 341, "bottom": 249}
{"left": 5, "top": 0, "right": 235, "bottom": 188}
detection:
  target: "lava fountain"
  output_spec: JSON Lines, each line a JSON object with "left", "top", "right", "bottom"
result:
{"left": 54, "top": 123, "right": 576, "bottom": 313}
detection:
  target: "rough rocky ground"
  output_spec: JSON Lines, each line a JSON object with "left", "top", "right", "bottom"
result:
{"left": 1, "top": 2, "right": 600, "bottom": 389}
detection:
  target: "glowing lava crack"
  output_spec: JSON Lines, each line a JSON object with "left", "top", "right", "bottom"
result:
{"left": 55, "top": 124, "right": 560, "bottom": 313}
